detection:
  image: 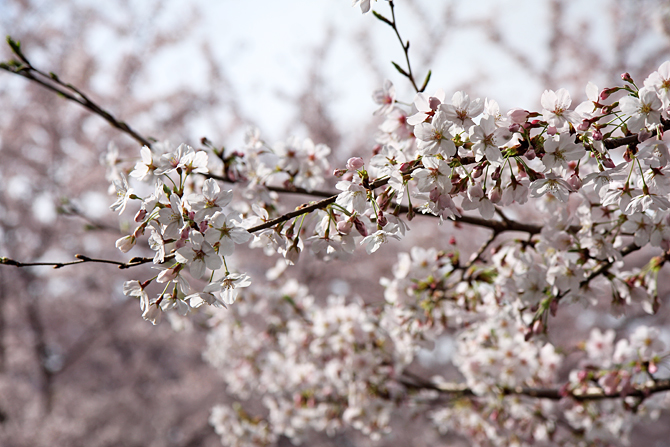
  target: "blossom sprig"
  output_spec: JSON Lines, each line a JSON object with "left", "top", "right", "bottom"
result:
{"left": 111, "top": 142, "right": 256, "bottom": 324}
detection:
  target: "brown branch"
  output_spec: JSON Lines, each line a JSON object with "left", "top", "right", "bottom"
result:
{"left": 579, "top": 242, "right": 640, "bottom": 289}
{"left": 0, "top": 254, "right": 158, "bottom": 270}
{"left": 602, "top": 118, "right": 670, "bottom": 150}
{"left": 1, "top": 38, "right": 153, "bottom": 148}
{"left": 400, "top": 375, "right": 670, "bottom": 402}
{"left": 463, "top": 230, "right": 498, "bottom": 275}
{"left": 247, "top": 195, "right": 338, "bottom": 233}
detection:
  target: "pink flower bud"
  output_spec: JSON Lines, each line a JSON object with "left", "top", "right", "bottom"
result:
{"left": 333, "top": 168, "right": 347, "bottom": 177}
{"left": 638, "top": 129, "right": 652, "bottom": 143}
{"left": 592, "top": 129, "right": 603, "bottom": 141}
{"left": 337, "top": 220, "right": 352, "bottom": 234}
{"left": 399, "top": 162, "right": 413, "bottom": 173}
{"left": 508, "top": 108, "right": 529, "bottom": 124}
{"left": 116, "top": 235, "right": 136, "bottom": 253}
{"left": 134, "top": 208, "right": 147, "bottom": 222}
{"left": 508, "top": 123, "right": 520, "bottom": 133}
{"left": 489, "top": 187, "right": 502, "bottom": 204}
{"left": 428, "top": 96, "right": 442, "bottom": 110}
{"left": 624, "top": 150, "right": 632, "bottom": 163}
{"left": 602, "top": 158, "right": 615, "bottom": 168}
{"left": 472, "top": 164, "right": 485, "bottom": 179}
{"left": 353, "top": 217, "right": 368, "bottom": 237}
{"left": 377, "top": 213, "right": 388, "bottom": 227}
{"left": 449, "top": 236, "right": 456, "bottom": 245}
{"left": 525, "top": 149, "right": 536, "bottom": 160}
{"left": 621, "top": 72, "right": 633, "bottom": 83}
{"left": 648, "top": 360, "right": 659, "bottom": 375}
{"left": 376, "top": 192, "right": 390, "bottom": 210}
{"left": 346, "top": 157, "right": 365, "bottom": 171}
{"left": 491, "top": 166, "right": 501, "bottom": 181}
{"left": 133, "top": 225, "right": 145, "bottom": 238}
{"left": 547, "top": 125, "right": 557, "bottom": 136}
{"left": 157, "top": 264, "right": 182, "bottom": 283}
{"left": 577, "top": 120, "right": 590, "bottom": 131}
{"left": 568, "top": 174, "right": 582, "bottom": 190}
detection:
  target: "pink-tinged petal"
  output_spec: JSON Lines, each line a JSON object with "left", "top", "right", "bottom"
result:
{"left": 585, "top": 82, "right": 599, "bottom": 102}
{"left": 541, "top": 90, "right": 557, "bottom": 110}
{"left": 555, "top": 88, "right": 572, "bottom": 109}
{"left": 406, "top": 112, "right": 428, "bottom": 126}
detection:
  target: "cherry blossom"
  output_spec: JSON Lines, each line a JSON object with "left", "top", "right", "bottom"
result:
{"left": 439, "top": 90, "right": 484, "bottom": 132}
{"left": 413, "top": 110, "right": 457, "bottom": 156}
{"left": 619, "top": 86, "right": 662, "bottom": 132}
{"left": 109, "top": 174, "right": 134, "bottom": 214}
{"left": 541, "top": 88, "right": 580, "bottom": 130}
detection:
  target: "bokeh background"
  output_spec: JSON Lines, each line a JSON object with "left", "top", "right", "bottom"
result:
{"left": 2, "top": 0, "right": 670, "bottom": 445}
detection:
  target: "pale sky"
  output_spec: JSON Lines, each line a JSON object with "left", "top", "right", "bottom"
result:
{"left": 2, "top": 0, "right": 668, "bottom": 150}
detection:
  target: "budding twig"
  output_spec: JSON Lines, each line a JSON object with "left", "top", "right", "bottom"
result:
{"left": 0, "top": 37, "right": 153, "bottom": 148}
{"left": 0, "top": 254, "right": 158, "bottom": 270}
{"left": 373, "top": 1, "right": 429, "bottom": 93}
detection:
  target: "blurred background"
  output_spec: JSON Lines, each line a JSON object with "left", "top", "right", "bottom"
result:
{"left": 2, "top": 0, "right": 670, "bottom": 445}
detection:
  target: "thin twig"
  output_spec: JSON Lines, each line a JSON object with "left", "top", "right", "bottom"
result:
{"left": 0, "top": 254, "right": 158, "bottom": 270}
{"left": 463, "top": 230, "right": 497, "bottom": 274}
{"left": 579, "top": 242, "right": 640, "bottom": 289}
{"left": 1, "top": 38, "right": 152, "bottom": 148}
{"left": 388, "top": 1, "right": 421, "bottom": 93}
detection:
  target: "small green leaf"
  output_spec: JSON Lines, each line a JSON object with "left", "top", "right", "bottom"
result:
{"left": 372, "top": 10, "right": 393, "bottom": 26}
{"left": 419, "top": 70, "right": 432, "bottom": 92}
{"left": 391, "top": 61, "right": 409, "bottom": 78}
{"left": 6, "top": 36, "right": 20, "bottom": 52}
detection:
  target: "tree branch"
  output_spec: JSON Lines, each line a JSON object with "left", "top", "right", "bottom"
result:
{"left": 0, "top": 254, "right": 158, "bottom": 270}
{"left": 1, "top": 37, "right": 153, "bottom": 148}
{"left": 400, "top": 375, "right": 670, "bottom": 402}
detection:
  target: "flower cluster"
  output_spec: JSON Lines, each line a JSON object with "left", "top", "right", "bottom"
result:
{"left": 204, "top": 279, "right": 412, "bottom": 443}
{"left": 115, "top": 142, "right": 253, "bottom": 324}
{"left": 104, "top": 14, "right": 670, "bottom": 444}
